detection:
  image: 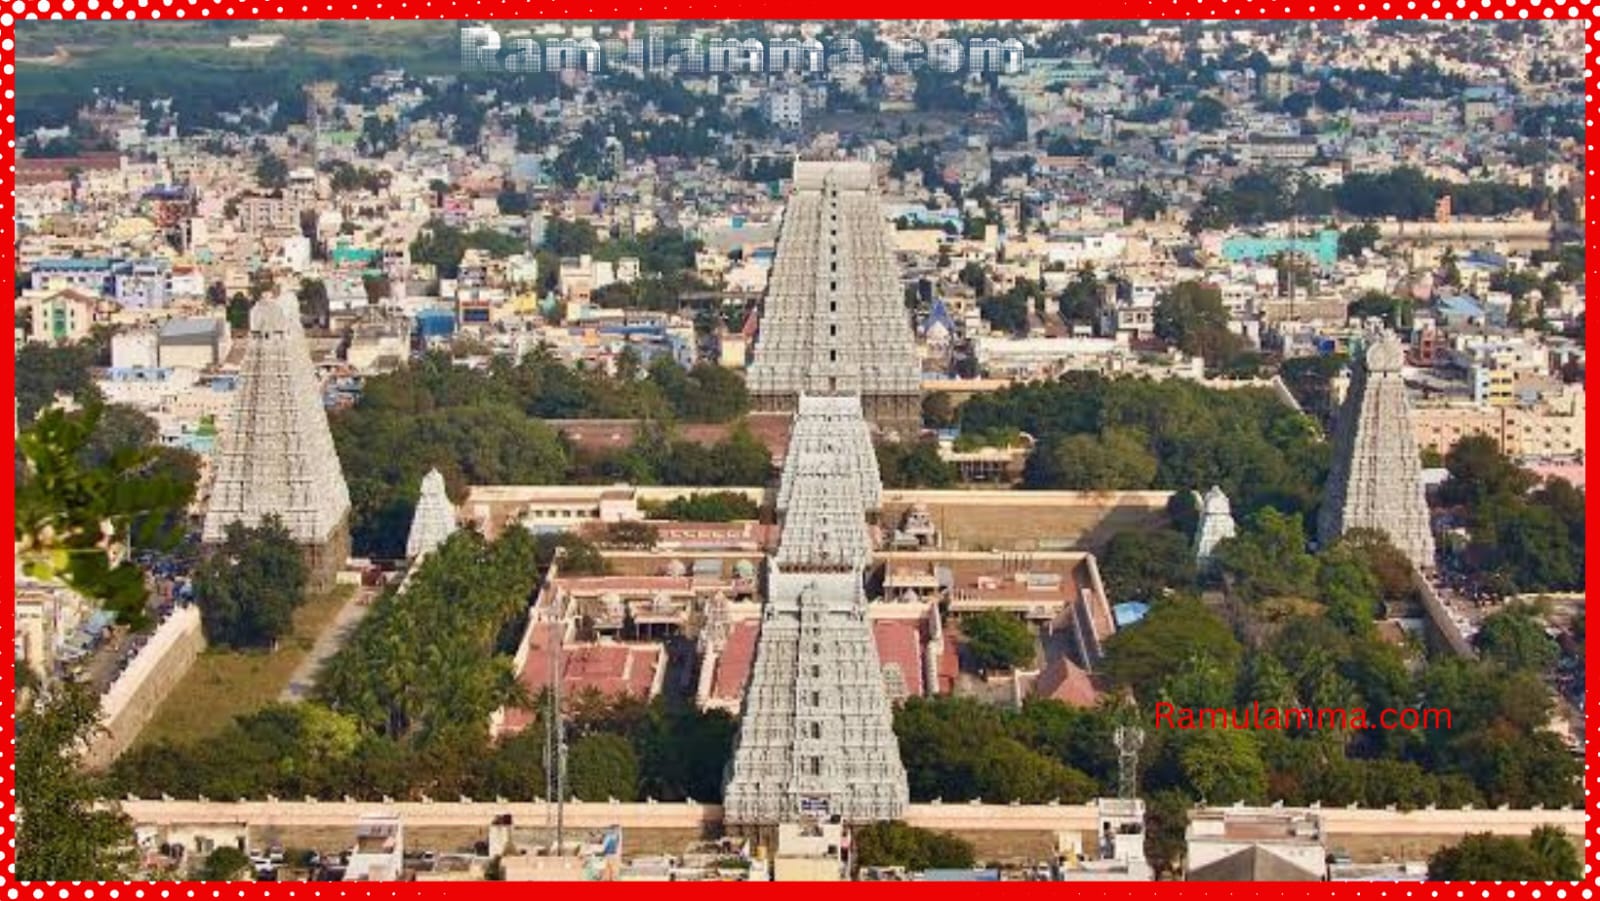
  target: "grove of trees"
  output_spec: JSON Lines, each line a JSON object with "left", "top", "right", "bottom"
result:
{"left": 332, "top": 349, "right": 770, "bottom": 557}
{"left": 1437, "top": 436, "right": 1584, "bottom": 593}
{"left": 960, "top": 371, "right": 1328, "bottom": 520}
{"left": 1427, "top": 827, "right": 1581, "bottom": 881}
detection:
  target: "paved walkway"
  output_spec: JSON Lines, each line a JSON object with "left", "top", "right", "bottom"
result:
{"left": 280, "top": 585, "right": 377, "bottom": 703}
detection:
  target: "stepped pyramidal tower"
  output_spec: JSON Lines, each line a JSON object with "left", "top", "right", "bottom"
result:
{"left": 405, "top": 468, "right": 457, "bottom": 561}
{"left": 1192, "top": 486, "right": 1237, "bottom": 567}
{"left": 723, "top": 394, "right": 909, "bottom": 828}
{"left": 203, "top": 296, "right": 351, "bottom": 590}
{"left": 1318, "top": 332, "right": 1436, "bottom": 569}
{"left": 748, "top": 161, "right": 922, "bottom": 437}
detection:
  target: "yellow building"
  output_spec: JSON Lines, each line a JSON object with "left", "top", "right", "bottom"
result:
{"left": 1413, "top": 388, "right": 1585, "bottom": 459}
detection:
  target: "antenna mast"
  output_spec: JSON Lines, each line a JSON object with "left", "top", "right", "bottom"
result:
{"left": 1113, "top": 725, "right": 1145, "bottom": 801}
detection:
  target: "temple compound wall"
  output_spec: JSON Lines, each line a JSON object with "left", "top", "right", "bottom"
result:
{"left": 83, "top": 605, "right": 205, "bottom": 770}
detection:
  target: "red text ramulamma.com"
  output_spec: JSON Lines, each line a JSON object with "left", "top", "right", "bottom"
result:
{"left": 1153, "top": 702, "right": 1451, "bottom": 731}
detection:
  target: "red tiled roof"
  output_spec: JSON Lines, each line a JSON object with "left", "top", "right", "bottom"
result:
{"left": 873, "top": 620, "right": 925, "bottom": 700}
{"left": 506, "top": 623, "right": 662, "bottom": 734}
{"left": 710, "top": 621, "right": 759, "bottom": 702}
{"left": 1034, "top": 657, "right": 1100, "bottom": 708}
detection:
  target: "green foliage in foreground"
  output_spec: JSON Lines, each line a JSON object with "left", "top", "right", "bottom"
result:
{"left": 18, "top": 684, "right": 134, "bottom": 880}
{"left": 15, "top": 404, "right": 195, "bottom": 630}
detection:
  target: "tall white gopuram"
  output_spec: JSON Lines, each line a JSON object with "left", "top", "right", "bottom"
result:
{"left": 405, "top": 468, "right": 457, "bottom": 562}
{"left": 1192, "top": 486, "right": 1237, "bottom": 567}
{"left": 203, "top": 296, "right": 351, "bottom": 589}
{"left": 748, "top": 161, "right": 922, "bottom": 436}
{"left": 1318, "top": 332, "right": 1436, "bottom": 569}
{"left": 723, "top": 395, "right": 909, "bottom": 828}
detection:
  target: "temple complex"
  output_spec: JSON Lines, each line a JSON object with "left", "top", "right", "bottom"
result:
{"left": 1318, "top": 332, "right": 1437, "bottom": 569}
{"left": 202, "top": 295, "right": 351, "bottom": 591}
{"left": 747, "top": 161, "right": 922, "bottom": 437}
{"left": 406, "top": 468, "right": 457, "bottom": 562}
{"left": 722, "top": 395, "right": 909, "bottom": 829}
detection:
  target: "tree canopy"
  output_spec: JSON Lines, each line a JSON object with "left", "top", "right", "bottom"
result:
{"left": 18, "top": 683, "right": 135, "bottom": 880}
{"left": 1428, "top": 828, "right": 1581, "bottom": 881}
{"left": 962, "top": 372, "right": 1326, "bottom": 520}
{"left": 194, "top": 516, "right": 309, "bottom": 650}
{"left": 960, "top": 611, "right": 1036, "bottom": 672}
{"left": 853, "top": 822, "right": 975, "bottom": 871}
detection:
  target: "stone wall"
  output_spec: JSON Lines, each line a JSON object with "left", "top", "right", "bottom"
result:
{"left": 1413, "top": 569, "right": 1477, "bottom": 658}
{"left": 84, "top": 605, "right": 205, "bottom": 770}
{"left": 119, "top": 798, "right": 1583, "bottom": 841}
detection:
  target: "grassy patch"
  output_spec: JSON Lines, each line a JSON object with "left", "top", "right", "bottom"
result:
{"left": 134, "top": 586, "right": 353, "bottom": 747}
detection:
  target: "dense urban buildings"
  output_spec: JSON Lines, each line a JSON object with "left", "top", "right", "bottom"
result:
{"left": 11, "top": 19, "right": 1587, "bottom": 885}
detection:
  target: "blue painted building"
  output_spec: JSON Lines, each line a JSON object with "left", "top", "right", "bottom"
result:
{"left": 1221, "top": 229, "right": 1340, "bottom": 268}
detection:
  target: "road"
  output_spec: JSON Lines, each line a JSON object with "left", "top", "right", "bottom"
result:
{"left": 279, "top": 585, "right": 377, "bottom": 703}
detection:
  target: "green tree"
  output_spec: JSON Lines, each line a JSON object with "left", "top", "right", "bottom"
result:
{"left": 1153, "top": 280, "right": 1244, "bottom": 367}
{"left": 1057, "top": 266, "right": 1105, "bottom": 326}
{"left": 1214, "top": 507, "right": 1317, "bottom": 603}
{"left": 1337, "top": 222, "right": 1381, "bottom": 259}
{"left": 16, "top": 404, "right": 193, "bottom": 629}
{"left": 975, "top": 737, "right": 1097, "bottom": 802}
{"left": 853, "top": 822, "right": 975, "bottom": 870}
{"left": 567, "top": 733, "right": 640, "bottom": 801}
{"left": 194, "top": 517, "right": 308, "bottom": 649}
{"left": 496, "top": 185, "right": 531, "bottom": 216}
{"left": 296, "top": 278, "right": 331, "bottom": 329}
{"left": 1178, "top": 729, "right": 1267, "bottom": 803}
{"left": 15, "top": 340, "right": 103, "bottom": 423}
{"left": 198, "top": 846, "right": 253, "bottom": 881}
{"left": 1097, "top": 528, "right": 1196, "bottom": 604}
{"left": 1142, "top": 789, "right": 1191, "bottom": 879}
{"left": 1186, "top": 96, "right": 1227, "bottom": 131}
{"left": 651, "top": 492, "right": 760, "bottom": 522}
{"left": 961, "top": 611, "right": 1036, "bottom": 672}
{"left": 921, "top": 392, "right": 956, "bottom": 429}
{"left": 1316, "top": 542, "right": 1384, "bottom": 632}
{"left": 979, "top": 291, "right": 1030, "bottom": 335}
{"left": 1474, "top": 603, "right": 1558, "bottom": 673}
{"left": 1527, "top": 824, "right": 1583, "bottom": 880}
{"left": 317, "top": 530, "right": 543, "bottom": 743}
{"left": 255, "top": 153, "right": 289, "bottom": 191}
{"left": 1040, "top": 428, "right": 1158, "bottom": 490}
{"left": 877, "top": 439, "right": 958, "bottom": 489}
{"left": 227, "top": 292, "right": 252, "bottom": 331}
{"left": 1428, "top": 830, "right": 1581, "bottom": 881}
{"left": 1346, "top": 291, "right": 1411, "bottom": 329}
{"left": 1103, "top": 596, "right": 1241, "bottom": 702}
{"left": 17, "top": 683, "right": 134, "bottom": 880}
